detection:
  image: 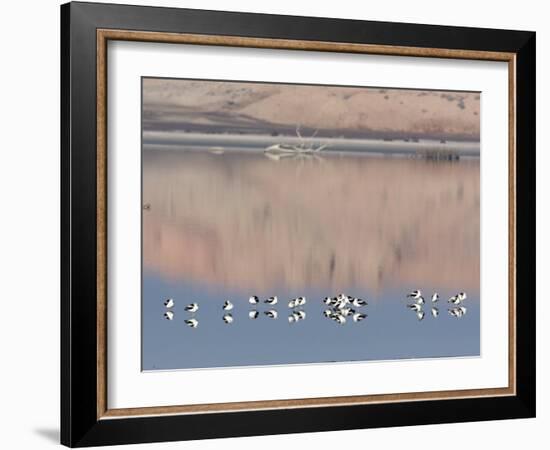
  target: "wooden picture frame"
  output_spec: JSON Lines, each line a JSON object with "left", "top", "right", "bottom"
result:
{"left": 61, "top": 1, "right": 535, "bottom": 447}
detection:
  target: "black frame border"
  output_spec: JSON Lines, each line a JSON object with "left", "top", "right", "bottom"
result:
{"left": 61, "top": 2, "right": 535, "bottom": 447}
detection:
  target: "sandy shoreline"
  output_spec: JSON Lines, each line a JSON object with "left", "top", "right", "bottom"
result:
{"left": 143, "top": 130, "right": 480, "bottom": 157}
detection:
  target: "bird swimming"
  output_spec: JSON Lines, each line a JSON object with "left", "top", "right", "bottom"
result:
{"left": 164, "top": 311, "right": 174, "bottom": 320}
{"left": 448, "top": 295, "right": 464, "bottom": 305}
{"left": 417, "top": 311, "right": 425, "bottom": 321}
{"left": 164, "top": 298, "right": 174, "bottom": 308}
{"left": 264, "top": 309, "right": 278, "bottom": 319}
{"left": 185, "top": 318, "right": 198, "bottom": 328}
{"left": 353, "top": 312, "right": 367, "bottom": 322}
{"left": 337, "top": 293, "right": 350, "bottom": 303}
{"left": 323, "top": 309, "right": 333, "bottom": 318}
{"left": 185, "top": 303, "right": 199, "bottom": 313}
{"left": 323, "top": 296, "right": 333, "bottom": 305}
{"left": 351, "top": 298, "right": 367, "bottom": 307}
{"left": 223, "top": 301, "right": 233, "bottom": 311}
{"left": 431, "top": 293, "right": 439, "bottom": 303}
{"left": 248, "top": 310, "right": 259, "bottom": 319}
{"left": 448, "top": 292, "right": 467, "bottom": 304}
{"left": 431, "top": 307, "right": 439, "bottom": 317}
{"left": 294, "top": 310, "right": 306, "bottom": 320}
{"left": 265, "top": 296, "right": 278, "bottom": 305}
{"left": 223, "top": 314, "right": 233, "bottom": 324}
{"left": 249, "top": 295, "right": 259, "bottom": 304}
{"left": 407, "top": 289, "right": 422, "bottom": 299}
{"left": 288, "top": 297, "right": 305, "bottom": 308}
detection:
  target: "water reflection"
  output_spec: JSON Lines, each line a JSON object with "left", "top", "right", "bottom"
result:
{"left": 142, "top": 148, "right": 480, "bottom": 370}
{"left": 143, "top": 149, "right": 479, "bottom": 292}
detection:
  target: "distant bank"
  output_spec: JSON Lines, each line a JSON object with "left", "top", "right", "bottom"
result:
{"left": 143, "top": 131, "right": 480, "bottom": 158}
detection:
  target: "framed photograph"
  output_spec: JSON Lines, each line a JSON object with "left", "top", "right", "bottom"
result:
{"left": 61, "top": 1, "right": 536, "bottom": 447}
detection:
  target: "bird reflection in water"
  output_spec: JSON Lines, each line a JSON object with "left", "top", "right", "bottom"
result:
{"left": 161, "top": 289, "right": 470, "bottom": 329}
{"left": 405, "top": 289, "right": 468, "bottom": 320}
{"left": 322, "top": 293, "right": 368, "bottom": 325}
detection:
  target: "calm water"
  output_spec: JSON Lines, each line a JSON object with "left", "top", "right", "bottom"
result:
{"left": 142, "top": 146, "right": 480, "bottom": 371}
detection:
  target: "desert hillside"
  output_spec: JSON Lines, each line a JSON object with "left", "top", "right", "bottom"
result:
{"left": 143, "top": 79, "right": 480, "bottom": 141}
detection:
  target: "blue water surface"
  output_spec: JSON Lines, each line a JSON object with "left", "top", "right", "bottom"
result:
{"left": 142, "top": 271, "right": 480, "bottom": 370}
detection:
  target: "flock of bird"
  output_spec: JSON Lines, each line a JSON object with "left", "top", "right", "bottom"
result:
{"left": 406, "top": 289, "right": 468, "bottom": 321}
{"left": 322, "top": 293, "right": 368, "bottom": 325}
{"left": 162, "top": 290, "right": 469, "bottom": 327}
{"left": 163, "top": 295, "right": 312, "bottom": 327}
{"left": 161, "top": 294, "right": 363, "bottom": 327}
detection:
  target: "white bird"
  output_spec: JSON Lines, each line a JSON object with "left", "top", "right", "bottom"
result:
{"left": 448, "top": 306, "right": 467, "bottom": 318}
{"left": 339, "top": 307, "right": 355, "bottom": 317}
{"left": 248, "top": 310, "right": 259, "bottom": 319}
{"left": 164, "top": 311, "right": 174, "bottom": 320}
{"left": 416, "top": 296, "right": 425, "bottom": 305}
{"left": 431, "top": 293, "right": 439, "bottom": 303}
{"left": 164, "top": 298, "right": 174, "bottom": 308}
{"left": 288, "top": 315, "right": 296, "bottom": 323}
{"left": 265, "top": 296, "right": 278, "bottom": 305}
{"left": 407, "top": 290, "right": 422, "bottom": 299}
{"left": 185, "top": 318, "right": 198, "bottom": 328}
{"left": 417, "top": 311, "right": 425, "bottom": 321}
{"left": 407, "top": 303, "right": 422, "bottom": 312}
{"left": 185, "top": 303, "right": 199, "bottom": 313}
{"left": 431, "top": 307, "right": 439, "bottom": 317}
{"left": 296, "top": 296, "right": 306, "bottom": 306}
{"left": 249, "top": 295, "right": 260, "bottom": 304}
{"left": 323, "top": 296, "right": 333, "bottom": 305}
{"left": 323, "top": 309, "right": 333, "bottom": 318}
{"left": 457, "top": 292, "right": 467, "bottom": 301}
{"left": 335, "top": 299, "right": 350, "bottom": 310}
{"left": 351, "top": 298, "right": 367, "bottom": 307}
{"left": 288, "top": 298, "right": 297, "bottom": 308}
{"left": 337, "top": 293, "right": 350, "bottom": 303}
{"left": 353, "top": 312, "right": 367, "bottom": 322}
{"left": 448, "top": 308, "right": 464, "bottom": 318}
{"left": 223, "top": 300, "right": 233, "bottom": 311}
{"left": 333, "top": 314, "right": 346, "bottom": 325}
{"left": 294, "top": 310, "right": 306, "bottom": 320}
{"left": 448, "top": 296, "right": 462, "bottom": 305}
{"left": 264, "top": 309, "right": 278, "bottom": 319}
{"left": 223, "top": 313, "right": 233, "bottom": 324}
